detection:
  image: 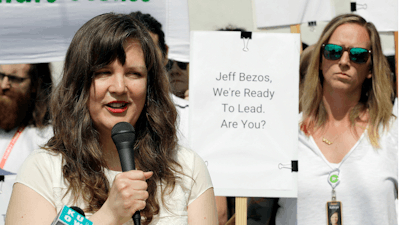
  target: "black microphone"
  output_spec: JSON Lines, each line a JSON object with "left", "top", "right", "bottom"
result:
{"left": 111, "top": 122, "right": 140, "bottom": 225}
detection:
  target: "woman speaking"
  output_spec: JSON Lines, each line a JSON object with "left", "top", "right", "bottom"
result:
{"left": 6, "top": 13, "right": 217, "bottom": 225}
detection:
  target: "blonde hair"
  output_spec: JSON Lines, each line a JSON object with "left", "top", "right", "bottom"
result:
{"left": 299, "top": 44, "right": 316, "bottom": 112}
{"left": 300, "top": 14, "right": 394, "bottom": 147}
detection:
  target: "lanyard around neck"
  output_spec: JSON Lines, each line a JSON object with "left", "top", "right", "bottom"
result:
{"left": 0, "top": 126, "right": 25, "bottom": 169}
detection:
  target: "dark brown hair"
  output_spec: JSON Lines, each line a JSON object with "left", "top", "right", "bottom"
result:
{"left": 46, "top": 13, "right": 178, "bottom": 224}
{"left": 23, "top": 63, "right": 53, "bottom": 128}
{"left": 129, "top": 11, "right": 168, "bottom": 59}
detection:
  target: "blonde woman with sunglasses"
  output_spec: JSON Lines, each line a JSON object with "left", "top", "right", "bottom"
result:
{"left": 293, "top": 14, "right": 397, "bottom": 224}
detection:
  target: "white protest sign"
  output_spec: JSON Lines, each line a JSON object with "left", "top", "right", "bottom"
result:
{"left": 354, "top": 0, "right": 398, "bottom": 32}
{"left": 189, "top": 31, "right": 299, "bottom": 197}
{"left": 0, "top": 0, "right": 190, "bottom": 64}
{"left": 253, "top": 0, "right": 333, "bottom": 28}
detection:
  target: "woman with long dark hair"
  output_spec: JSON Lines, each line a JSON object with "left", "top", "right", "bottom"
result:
{"left": 6, "top": 13, "right": 217, "bottom": 225}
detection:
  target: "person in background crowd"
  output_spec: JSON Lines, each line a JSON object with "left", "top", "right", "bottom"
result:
{"left": 0, "top": 63, "right": 53, "bottom": 225}
{"left": 129, "top": 11, "right": 191, "bottom": 150}
{"left": 166, "top": 59, "right": 189, "bottom": 100}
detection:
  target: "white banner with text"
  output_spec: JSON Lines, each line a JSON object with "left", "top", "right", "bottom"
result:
{"left": 0, "top": 0, "right": 189, "bottom": 63}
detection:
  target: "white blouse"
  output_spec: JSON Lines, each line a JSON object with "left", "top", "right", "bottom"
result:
{"left": 16, "top": 146, "right": 213, "bottom": 225}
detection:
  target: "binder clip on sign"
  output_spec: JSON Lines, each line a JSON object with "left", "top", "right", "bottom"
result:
{"left": 241, "top": 31, "right": 252, "bottom": 52}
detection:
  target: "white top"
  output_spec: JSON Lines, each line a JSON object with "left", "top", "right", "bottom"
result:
{"left": 16, "top": 146, "right": 213, "bottom": 225}
{"left": 0, "top": 126, "right": 53, "bottom": 225}
{"left": 392, "top": 98, "right": 398, "bottom": 219}
{"left": 297, "top": 118, "right": 398, "bottom": 225}
{"left": 171, "top": 94, "right": 190, "bottom": 149}
{"left": 393, "top": 98, "right": 398, "bottom": 117}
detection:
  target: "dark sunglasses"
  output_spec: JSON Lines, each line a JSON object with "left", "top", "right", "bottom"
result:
{"left": 166, "top": 59, "right": 188, "bottom": 71}
{"left": 322, "top": 43, "right": 371, "bottom": 64}
{"left": 0, "top": 72, "right": 30, "bottom": 85}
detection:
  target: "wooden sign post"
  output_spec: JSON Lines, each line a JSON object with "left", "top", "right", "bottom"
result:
{"left": 290, "top": 24, "right": 302, "bottom": 54}
{"left": 235, "top": 197, "right": 247, "bottom": 224}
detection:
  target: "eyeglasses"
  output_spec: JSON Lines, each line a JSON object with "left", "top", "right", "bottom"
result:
{"left": 166, "top": 59, "right": 188, "bottom": 71}
{"left": 0, "top": 72, "right": 30, "bottom": 85}
{"left": 322, "top": 43, "right": 371, "bottom": 64}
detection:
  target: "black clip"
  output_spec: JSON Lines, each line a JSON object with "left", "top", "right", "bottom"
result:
{"left": 308, "top": 21, "right": 316, "bottom": 26}
{"left": 0, "top": 175, "right": 4, "bottom": 182}
{"left": 351, "top": 2, "right": 367, "bottom": 12}
{"left": 278, "top": 161, "right": 298, "bottom": 172}
{"left": 241, "top": 31, "right": 252, "bottom": 52}
{"left": 308, "top": 21, "right": 317, "bottom": 32}
{"left": 291, "top": 160, "right": 298, "bottom": 172}
{"left": 240, "top": 31, "right": 252, "bottom": 39}
{"left": 351, "top": 2, "right": 356, "bottom": 11}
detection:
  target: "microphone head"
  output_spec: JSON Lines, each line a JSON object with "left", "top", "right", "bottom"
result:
{"left": 111, "top": 122, "right": 135, "bottom": 144}
{"left": 70, "top": 206, "right": 85, "bottom": 217}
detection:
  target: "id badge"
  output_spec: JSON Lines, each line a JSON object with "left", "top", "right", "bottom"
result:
{"left": 326, "top": 201, "right": 342, "bottom": 225}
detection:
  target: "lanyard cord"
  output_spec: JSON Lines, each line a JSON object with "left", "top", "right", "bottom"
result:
{"left": 311, "top": 130, "right": 366, "bottom": 171}
{"left": 0, "top": 126, "right": 25, "bottom": 169}
{"left": 321, "top": 135, "right": 361, "bottom": 191}
{"left": 309, "top": 130, "right": 366, "bottom": 193}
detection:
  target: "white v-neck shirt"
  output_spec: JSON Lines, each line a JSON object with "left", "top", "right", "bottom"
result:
{"left": 296, "top": 118, "right": 398, "bottom": 225}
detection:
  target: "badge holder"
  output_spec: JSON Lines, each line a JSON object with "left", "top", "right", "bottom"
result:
{"left": 326, "top": 168, "right": 342, "bottom": 225}
{"left": 327, "top": 200, "right": 342, "bottom": 225}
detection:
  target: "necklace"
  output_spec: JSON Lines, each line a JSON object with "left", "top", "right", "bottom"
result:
{"left": 322, "top": 123, "right": 366, "bottom": 146}
{"left": 322, "top": 137, "right": 333, "bottom": 145}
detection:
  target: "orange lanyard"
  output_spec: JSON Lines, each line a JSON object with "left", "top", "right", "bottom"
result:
{"left": 0, "top": 126, "right": 25, "bottom": 169}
